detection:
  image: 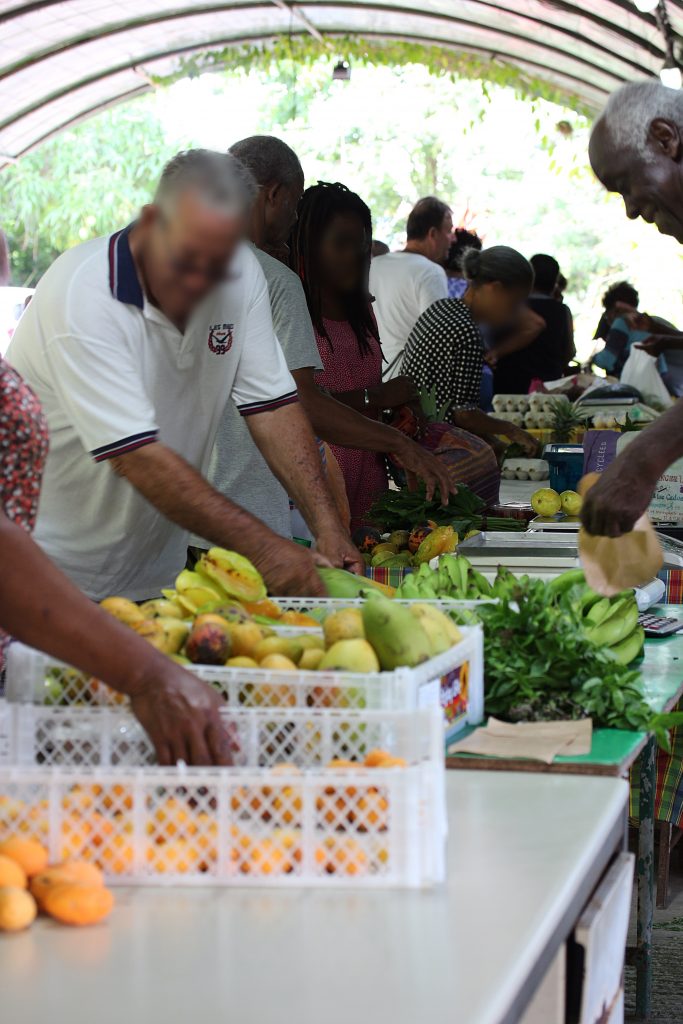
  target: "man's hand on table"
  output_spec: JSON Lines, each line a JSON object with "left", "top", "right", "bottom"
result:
{"left": 129, "top": 664, "right": 239, "bottom": 766}
{"left": 315, "top": 530, "right": 364, "bottom": 574}
{"left": 251, "top": 536, "right": 328, "bottom": 595}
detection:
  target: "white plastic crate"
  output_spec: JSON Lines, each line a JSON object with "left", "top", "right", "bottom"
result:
{"left": 4, "top": 624, "right": 483, "bottom": 743}
{"left": 0, "top": 705, "right": 445, "bottom": 888}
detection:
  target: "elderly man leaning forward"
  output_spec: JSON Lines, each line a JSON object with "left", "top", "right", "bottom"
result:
{"left": 199, "top": 134, "right": 453, "bottom": 548}
{"left": 8, "top": 149, "right": 358, "bottom": 599}
{"left": 580, "top": 80, "right": 683, "bottom": 538}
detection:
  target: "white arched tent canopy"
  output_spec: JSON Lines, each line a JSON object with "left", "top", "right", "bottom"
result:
{"left": 0, "top": 0, "right": 680, "bottom": 166}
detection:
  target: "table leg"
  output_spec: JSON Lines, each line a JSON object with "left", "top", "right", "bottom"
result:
{"left": 635, "top": 736, "right": 656, "bottom": 1020}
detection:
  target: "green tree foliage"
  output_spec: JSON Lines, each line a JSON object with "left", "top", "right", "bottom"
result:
{"left": 1, "top": 106, "right": 178, "bottom": 285}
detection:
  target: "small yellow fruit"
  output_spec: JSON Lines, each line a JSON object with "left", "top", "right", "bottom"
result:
{"left": 299, "top": 648, "right": 325, "bottom": 670}
{"left": 323, "top": 609, "right": 365, "bottom": 646}
{"left": 228, "top": 621, "right": 264, "bottom": 658}
{"left": 254, "top": 636, "right": 303, "bottom": 663}
{"left": 319, "top": 639, "right": 380, "bottom": 673}
{"left": 0, "top": 854, "right": 27, "bottom": 889}
{"left": 226, "top": 656, "right": 259, "bottom": 668}
{"left": 99, "top": 597, "right": 145, "bottom": 626}
{"left": 0, "top": 887, "right": 37, "bottom": 931}
{"left": 560, "top": 490, "right": 582, "bottom": 516}
{"left": 259, "top": 654, "right": 298, "bottom": 671}
{"left": 531, "top": 488, "right": 562, "bottom": 518}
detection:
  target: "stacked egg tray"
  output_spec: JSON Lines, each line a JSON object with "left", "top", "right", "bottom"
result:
{"left": 492, "top": 392, "right": 570, "bottom": 430}
{"left": 0, "top": 704, "right": 445, "bottom": 889}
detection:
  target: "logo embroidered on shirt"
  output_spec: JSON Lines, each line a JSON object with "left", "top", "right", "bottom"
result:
{"left": 208, "top": 323, "right": 234, "bottom": 354}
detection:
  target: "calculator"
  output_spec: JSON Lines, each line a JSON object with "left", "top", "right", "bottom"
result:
{"left": 638, "top": 613, "right": 683, "bottom": 637}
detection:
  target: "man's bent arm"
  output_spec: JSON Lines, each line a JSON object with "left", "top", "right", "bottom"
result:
{"left": 293, "top": 367, "right": 452, "bottom": 504}
{"left": 111, "top": 442, "right": 326, "bottom": 595}
{"left": 581, "top": 401, "right": 683, "bottom": 537}
{"left": 0, "top": 512, "right": 236, "bottom": 766}
{"left": 244, "top": 402, "right": 363, "bottom": 572}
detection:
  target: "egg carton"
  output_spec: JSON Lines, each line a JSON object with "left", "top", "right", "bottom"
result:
{"left": 500, "top": 458, "right": 550, "bottom": 482}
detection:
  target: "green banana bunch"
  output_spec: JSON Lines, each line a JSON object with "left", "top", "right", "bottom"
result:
{"left": 546, "top": 569, "right": 645, "bottom": 666}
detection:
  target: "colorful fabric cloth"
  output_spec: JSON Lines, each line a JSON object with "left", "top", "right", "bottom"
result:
{"left": 629, "top": 708, "right": 683, "bottom": 828}
{"left": 314, "top": 318, "right": 388, "bottom": 530}
{"left": 0, "top": 357, "right": 49, "bottom": 671}
{"left": 447, "top": 277, "right": 468, "bottom": 300}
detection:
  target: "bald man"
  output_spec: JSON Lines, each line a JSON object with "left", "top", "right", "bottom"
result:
{"left": 582, "top": 80, "right": 683, "bottom": 536}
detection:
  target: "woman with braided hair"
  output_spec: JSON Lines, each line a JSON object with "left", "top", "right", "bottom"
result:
{"left": 290, "top": 181, "right": 419, "bottom": 528}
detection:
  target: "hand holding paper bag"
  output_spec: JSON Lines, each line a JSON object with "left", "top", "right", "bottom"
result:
{"left": 578, "top": 472, "right": 663, "bottom": 596}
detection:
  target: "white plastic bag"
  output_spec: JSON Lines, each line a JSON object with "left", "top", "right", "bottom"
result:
{"left": 621, "top": 346, "right": 673, "bottom": 408}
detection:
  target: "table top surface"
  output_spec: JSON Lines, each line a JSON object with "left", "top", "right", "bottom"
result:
{"left": 0, "top": 772, "right": 627, "bottom": 1024}
{"left": 448, "top": 605, "right": 683, "bottom": 775}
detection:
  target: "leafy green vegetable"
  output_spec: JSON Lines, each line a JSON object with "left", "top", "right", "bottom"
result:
{"left": 472, "top": 578, "right": 654, "bottom": 731}
{"left": 368, "top": 483, "right": 525, "bottom": 534}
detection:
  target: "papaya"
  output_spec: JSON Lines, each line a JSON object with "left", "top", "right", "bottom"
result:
{"left": 414, "top": 526, "right": 456, "bottom": 564}
{"left": 408, "top": 524, "right": 433, "bottom": 554}
{"left": 196, "top": 548, "right": 266, "bottom": 603}
{"left": 351, "top": 527, "right": 382, "bottom": 553}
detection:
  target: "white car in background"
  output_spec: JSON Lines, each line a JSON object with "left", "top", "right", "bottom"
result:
{"left": 0, "top": 286, "right": 34, "bottom": 356}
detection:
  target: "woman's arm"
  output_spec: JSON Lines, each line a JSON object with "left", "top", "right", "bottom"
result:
{"left": 0, "top": 512, "right": 236, "bottom": 766}
{"left": 330, "top": 375, "right": 419, "bottom": 413}
{"left": 487, "top": 308, "right": 545, "bottom": 366}
{"left": 453, "top": 409, "right": 539, "bottom": 456}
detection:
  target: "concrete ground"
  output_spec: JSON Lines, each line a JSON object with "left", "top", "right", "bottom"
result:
{"left": 625, "top": 845, "right": 683, "bottom": 1023}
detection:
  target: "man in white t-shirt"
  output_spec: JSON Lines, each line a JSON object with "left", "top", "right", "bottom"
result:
{"left": 370, "top": 197, "right": 452, "bottom": 378}
{"left": 8, "top": 149, "right": 354, "bottom": 599}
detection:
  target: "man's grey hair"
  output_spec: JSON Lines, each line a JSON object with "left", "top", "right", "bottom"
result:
{"left": 595, "top": 79, "right": 683, "bottom": 160}
{"left": 229, "top": 135, "right": 303, "bottom": 188}
{"left": 155, "top": 148, "right": 258, "bottom": 215}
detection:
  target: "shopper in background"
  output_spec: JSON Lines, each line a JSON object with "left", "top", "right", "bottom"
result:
{"left": 291, "top": 181, "right": 441, "bottom": 528}
{"left": 593, "top": 280, "right": 640, "bottom": 342}
{"left": 371, "top": 239, "right": 389, "bottom": 258}
{"left": 401, "top": 246, "right": 539, "bottom": 479}
{"left": 370, "top": 196, "right": 451, "bottom": 378}
{"left": 493, "top": 253, "right": 575, "bottom": 394}
{"left": 445, "top": 227, "right": 483, "bottom": 299}
{"left": 211, "top": 136, "right": 451, "bottom": 545}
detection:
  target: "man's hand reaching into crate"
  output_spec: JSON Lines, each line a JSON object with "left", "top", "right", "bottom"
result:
{"left": 0, "top": 511, "right": 238, "bottom": 766}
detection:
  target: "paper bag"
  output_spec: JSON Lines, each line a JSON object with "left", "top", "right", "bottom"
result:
{"left": 578, "top": 472, "right": 663, "bottom": 596}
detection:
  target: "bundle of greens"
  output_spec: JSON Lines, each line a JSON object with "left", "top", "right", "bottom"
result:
{"left": 368, "top": 484, "right": 525, "bottom": 535}
{"left": 461, "top": 577, "right": 679, "bottom": 749}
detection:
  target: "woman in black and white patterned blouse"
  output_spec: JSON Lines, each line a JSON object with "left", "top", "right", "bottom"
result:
{"left": 401, "top": 246, "right": 539, "bottom": 455}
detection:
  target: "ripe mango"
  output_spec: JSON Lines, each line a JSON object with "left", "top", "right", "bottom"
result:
{"left": 185, "top": 622, "right": 232, "bottom": 665}
{"left": 99, "top": 597, "right": 145, "bottom": 627}
{"left": 139, "top": 598, "right": 186, "bottom": 620}
{"left": 323, "top": 609, "right": 365, "bottom": 646}
{"left": 299, "top": 648, "right": 325, "bottom": 670}
{"left": 318, "top": 639, "right": 380, "bottom": 673}
{"left": 414, "top": 526, "right": 456, "bottom": 564}
{"left": 254, "top": 636, "right": 304, "bottom": 664}
{"left": 361, "top": 594, "right": 432, "bottom": 670}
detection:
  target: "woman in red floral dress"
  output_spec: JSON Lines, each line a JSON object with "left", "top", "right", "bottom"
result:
{"left": 290, "top": 182, "right": 418, "bottom": 529}
{"left": 0, "top": 356, "right": 234, "bottom": 764}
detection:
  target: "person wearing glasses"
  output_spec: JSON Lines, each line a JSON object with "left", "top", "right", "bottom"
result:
{"left": 6, "top": 149, "right": 357, "bottom": 600}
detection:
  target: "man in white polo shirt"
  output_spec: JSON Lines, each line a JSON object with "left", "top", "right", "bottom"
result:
{"left": 8, "top": 149, "right": 354, "bottom": 599}
{"left": 370, "top": 196, "right": 452, "bottom": 378}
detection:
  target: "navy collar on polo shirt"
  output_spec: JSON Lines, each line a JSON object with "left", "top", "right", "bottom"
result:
{"left": 108, "top": 224, "right": 144, "bottom": 309}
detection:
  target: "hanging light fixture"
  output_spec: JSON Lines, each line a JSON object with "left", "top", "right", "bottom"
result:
{"left": 332, "top": 60, "right": 351, "bottom": 82}
{"left": 660, "top": 56, "right": 682, "bottom": 88}
{"left": 654, "top": 1, "right": 683, "bottom": 88}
